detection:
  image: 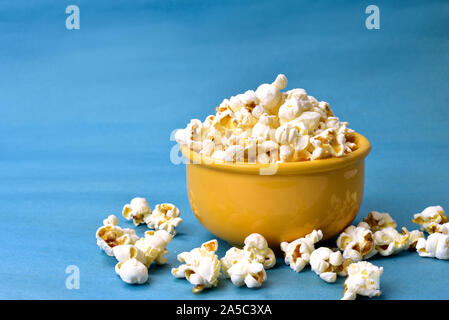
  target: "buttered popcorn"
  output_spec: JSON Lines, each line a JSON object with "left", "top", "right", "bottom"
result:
{"left": 96, "top": 215, "right": 139, "bottom": 256}
{"left": 412, "top": 206, "right": 448, "bottom": 234}
{"left": 221, "top": 233, "right": 274, "bottom": 288}
{"left": 341, "top": 261, "right": 383, "bottom": 300}
{"left": 337, "top": 222, "right": 377, "bottom": 262}
{"left": 144, "top": 203, "right": 182, "bottom": 235}
{"left": 373, "top": 227, "right": 410, "bottom": 256}
{"left": 280, "top": 230, "right": 323, "bottom": 272}
{"left": 175, "top": 74, "right": 357, "bottom": 163}
{"left": 122, "top": 197, "right": 152, "bottom": 226}
{"left": 172, "top": 240, "right": 222, "bottom": 293}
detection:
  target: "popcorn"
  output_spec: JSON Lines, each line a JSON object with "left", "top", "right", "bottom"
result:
{"left": 112, "top": 244, "right": 146, "bottom": 265}
{"left": 221, "top": 248, "right": 267, "bottom": 288}
{"left": 337, "top": 223, "right": 377, "bottom": 261}
{"left": 243, "top": 233, "right": 276, "bottom": 269}
{"left": 96, "top": 216, "right": 139, "bottom": 256}
{"left": 309, "top": 247, "right": 349, "bottom": 283}
{"left": 363, "top": 211, "right": 397, "bottom": 232}
{"left": 412, "top": 206, "right": 448, "bottom": 234}
{"left": 115, "top": 258, "right": 149, "bottom": 285}
{"left": 134, "top": 230, "right": 173, "bottom": 267}
{"left": 401, "top": 227, "right": 424, "bottom": 250}
{"left": 341, "top": 261, "right": 383, "bottom": 300}
{"left": 171, "top": 240, "right": 222, "bottom": 293}
{"left": 373, "top": 227, "right": 409, "bottom": 256}
{"left": 280, "top": 230, "right": 323, "bottom": 272}
{"left": 144, "top": 203, "right": 182, "bottom": 235}
{"left": 122, "top": 197, "right": 152, "bottom": 226}
{"left": 416, "top": 232, "right": 449, "bottom": 260}
{"left": 176, "top": 74, "right": 357, "bottom": 163}
{"left": 103, "top": 214, "right": 118, "bottom": 226}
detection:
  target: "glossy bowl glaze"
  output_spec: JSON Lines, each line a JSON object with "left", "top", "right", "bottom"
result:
{"left": 180, "top": 133, "right": 371, "bottom": 248}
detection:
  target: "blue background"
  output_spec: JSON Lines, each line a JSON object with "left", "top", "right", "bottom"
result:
{"left": 0, "top": 0, "right": 448, "bottom": 299}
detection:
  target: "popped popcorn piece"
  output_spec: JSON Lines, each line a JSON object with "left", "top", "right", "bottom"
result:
{"left": 412, "top": 206, "right": 448, "bottom": 234}
{"left": 144, "top": 203, "right": 182, "bottom": 235}
{"left": 176, "top": 74, "right": 357, "bottom": 163}
{"left": 436, "top": 222, "right": 449, "bottom": 235}
{"left": 96, "top": 216, "right": 139, "bottom": 256}
{"left": 337, "top": 223, "right": 377, "bottom": 262}
{"left": 309, "top": 247, "right": 349, "bottom": 283}
{"left": 416, "top": 232, "right": 449, "bottom": 260}
{"left": 171, "top": 240, "right": 222, "bottom": 293}
{"left": 373, "top": 227, "right": 409, "bottom": 256}
{"left": 401, "top": 227, "right": 424, "bottom": 251}
{"left": 244, "top": 233, "right": 276, "bottom": 269}
{"left": 363, "top": 211, "right": 397, "bottom": 232}
{"left": 103, "top": 214, "right": 118, "bottom": 226}
{"left": 115, "top": 258, "right": 148, "bottom": 285}
{"left": 122, "top": 197, "right": 152, "bottom": 226}
{"left": 112, "top": 244, "right": 146, "bottom": 265}
{"left": 341, "top": 261, "right": 383, "bottom": 300}
{"left": 221, "top": 248, "right": 267, "bottom": 288}
{"left": 280, "top": 230, "right": 323, "bottom": 272}
{"left": 134, "top": 230, "right": 173, "bottom": 267}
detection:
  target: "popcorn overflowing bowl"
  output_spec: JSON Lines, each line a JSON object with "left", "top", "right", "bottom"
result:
{"left": 176, "top": 74, "right": 371, "bottom": 247}
{"left": 180, "top": 133, "right": 370, "bottom": 247}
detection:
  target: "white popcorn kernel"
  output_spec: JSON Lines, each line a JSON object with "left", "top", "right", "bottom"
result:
{"left": 292, "top": 111, "right": 322, "bottom": 134}
{"left": 171, "top": 240, "right": 221, "bottom": 293}
{"left": 279, "top": 144, "right": 294, "bottom": 162}
{"left": 221, "top": 247, "right": 267, "bottom": 288}
{"left": 280, "top": 230, "right": 323, "bottom": 272}
{"left": 255, "top": 75, "right": 286, "bottom": 114}
{"left": 144, "top": 203, "right": 182, "bottom": 235}
{"left": 223, "top": 145, "right": 245, "bottom": 163}
{"left": 112, "top": 244, "right": 146, "bottom": 265}
{"left": 103, "top": 214, "right": 118, "bottom": 226}
{"left": 244, "top": 233, "right": 276, "bottom": 269}
{"left": 175, "top": 119, "right": 203, "bottom": 152}
{"left": 122, "top": 197, "right": 152, "bottom": 226}
{"left": 310, "top": 247, "right": 348, "bottom": 283}
{"left": 416, "top": 232, "right": 449, "bottom": 260}
{"left": 373, "top": 227, "right": 409, "bottom": 256}
{"left": 115, "top": 258, "right": 148, "bottom": 285}
{"left": 436, "top": 222, "right": 449, "bottom": 234}
{"left": 341, "top": 261, "right": 383, "bottom": 300}
{"left": 363, "top": 211, "right": 397, "bottom": 232}
{"left": 275, "top": 124, "right": 299, "bottom": 145}
{"left": 96, "top": 220, "right": 139, "bottom": 256}
{"left": 134, "top": 230, "right": 173, "bottom": 267}
{"left": 412, "top": 206, "right": 448, "bottom": 234}
{"left": 337, "top": 224, "right": 377, "bottom": 262}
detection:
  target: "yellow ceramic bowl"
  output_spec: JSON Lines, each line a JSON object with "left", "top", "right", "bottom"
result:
{"left": 181, "top": 133, "right": 371, "bottom": 248}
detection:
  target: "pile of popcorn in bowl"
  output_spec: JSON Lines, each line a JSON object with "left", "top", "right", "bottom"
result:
{"left": 175, "top": 74, "right": 357, "bottom": 163}
{"left": 96, "top": 197, "right": 449, "bottom": 300}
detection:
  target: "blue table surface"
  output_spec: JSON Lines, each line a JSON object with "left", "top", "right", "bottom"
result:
{"left": 0, "top": 0, "right": 448, "bottom": 300}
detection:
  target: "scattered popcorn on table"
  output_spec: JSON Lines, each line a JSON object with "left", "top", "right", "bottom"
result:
{"left": 363, "top": 211, "right": 397, "bottom": 232}
{"left": 96, "top": 215, "right": 139, "bottom": 256}
{"left": 122, "top": 197, "right": 152, "bottom": 226}
{"left": 171, "top": 240, "right": 222, "bottom": 293}
{"left": 309, "top": 247, "right": 349, "bottom": 283}
{"left": 134, "top": 230, "right": 173, "bottom": 267}
{"left": 416, "top": 232, "right": 449, "bottom": 260}
{"left": 115, "top": 258, "right": 149, "bottom": 285}
{"left": 221, "top": 248, "right": 267, "bottom": 288}
{"left": 341, "top": 261, "right": 383, "bottom": 300}
{"left": 373, "top": 227, "right": 409, "bottom": 256}
{"left": 144, "top": 203, "right": 182, "bottom": 235}
{"left": 243, "top": 233, "right": 276, "bottom": 269}
{"left": 337, "top": 223, "right": 377, "bottom": 262}
{"left": 280, "top": 230, "right": 323, "bottom": 272}
{"left": 175, "top": 74, "right": 357, "bottom": 163}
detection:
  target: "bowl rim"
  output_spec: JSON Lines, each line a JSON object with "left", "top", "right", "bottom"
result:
{"left": 180, "top": 132, "right": 371, "bottom": 174}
